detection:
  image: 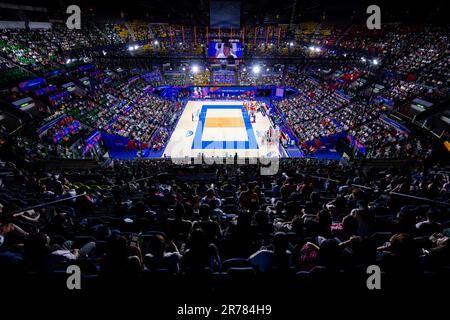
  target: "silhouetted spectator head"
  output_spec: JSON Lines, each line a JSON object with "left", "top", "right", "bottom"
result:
{"left": 291, "top": 216, "right": 304, "bottom": 235}
{"left": 303, "top": 217, "right": 319, "bottom": 237}
{"left": 199, "top": 204, "right": 211, "bottom": 220}
{"left": 310, "top": 192, "right": 320, "bottom": 203}
{"left": 389, "top": 233, "right": 417, "bottom": 258}
{"left": 318, "top": 210, "right": 332, "bottom": 228}
{"left": 273, "top": 232, "right": 288, "bottom": 254}
{"left": 148, "top": 234, "right": 166, "bottom": 258}
{"left": 342, "top": 214, "right": 358, "bottom": 238}
{"left": 174, "top": 203, "right": 186, "bottom": 219}
{"left": 55, "top": 182, "right": 64, "bottom": 195}
{"left": 319, "top": 238, "right": 341, "bottom": 269}
{"left": 206, "top": 188, "right": 215, "bottom": 199}
{"left": 188, "top": 228, "right": 209, "bottom": 252}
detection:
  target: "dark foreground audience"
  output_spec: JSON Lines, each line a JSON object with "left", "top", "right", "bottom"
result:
{"left": 0, "top": 157, "right": 448, "bottom": 291}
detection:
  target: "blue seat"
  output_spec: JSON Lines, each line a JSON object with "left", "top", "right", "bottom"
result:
{"left": 221, "top": 258, "right": 251, "bottom": 272}
{"left": 227, "top": 267, "right": 256, "bottom": 277}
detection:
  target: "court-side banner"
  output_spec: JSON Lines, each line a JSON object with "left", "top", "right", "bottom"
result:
{"left": 191, "top": 86, "right": 256, "bottom": 98}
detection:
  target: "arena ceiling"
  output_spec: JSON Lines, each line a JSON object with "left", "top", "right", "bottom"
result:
{"left": 6, "top": 0, "right": 449, "bottom": 24}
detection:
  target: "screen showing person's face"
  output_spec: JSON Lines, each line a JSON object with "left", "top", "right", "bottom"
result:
{"left": 223, "top": 45, "right": 230, "bottom": 56}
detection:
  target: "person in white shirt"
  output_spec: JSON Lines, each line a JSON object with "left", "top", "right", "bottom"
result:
{"left": 144, "top": 234, "right": 182, "bottom": 274}
{"left": 215, "top": 42, "right": 237, "bottom": 59}
{"left": 248, "top": 232, "right": 293, "bottom": 272}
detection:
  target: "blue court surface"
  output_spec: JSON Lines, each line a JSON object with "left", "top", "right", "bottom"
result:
{"left": 191, "top": 105, "right": 258, "bottom": 150}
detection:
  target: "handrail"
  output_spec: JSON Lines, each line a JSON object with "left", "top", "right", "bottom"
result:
{"left": 309, "top": 175, "right": 374, "bottom": 190}
{"left": 3, "top": 168, "right": 447, "bottom": 223}
{"left": 129, "top": 175, "right": 156, "bottom": 183}
{"left": 307, "top": 175, "right": 448, "bottom": 204}
{"left": 389, "top": 192, "right": 449, "bottom": 206}
{"left": 2, "top": 193, "right": 87, "bottom": 218}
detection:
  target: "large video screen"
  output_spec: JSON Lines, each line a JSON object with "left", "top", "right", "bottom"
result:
{"left": 207, "top": 41, "right": 243, "bottom": 60}
{"left": 210, "top": 1, "right": 240, "bottom": 29}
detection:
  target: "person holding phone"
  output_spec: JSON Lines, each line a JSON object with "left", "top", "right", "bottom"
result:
{"left": 144, "top": 234, "right": 182, "bottom": 274}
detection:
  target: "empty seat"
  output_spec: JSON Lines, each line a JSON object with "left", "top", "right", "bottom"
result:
{"left": 227, "top": 267, "right": 256, "bottom": 278}
{"left": 221, "top": 258, "right": 251, "bottom": 272}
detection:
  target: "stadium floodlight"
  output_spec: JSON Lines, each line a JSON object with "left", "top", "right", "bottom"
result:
{"left": 128, "top": 45, "right": 134, "bottom": 51}
{"left": 191, "top": 65, "right": 199, "bottom": 74}
{"left": 372, "top": 59, "right": 379, "bottom": 65}
{"left": 154, "top": 40, "right": 159, "bottom": 45}
{"left": 252, "top": 65, "right": 261, "bottom": 74}
{"left": 134, "top": 45, "right": 139, "bottom": 50}
{"left": 289, "top": 42, "right": 294, "bottom": 47}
